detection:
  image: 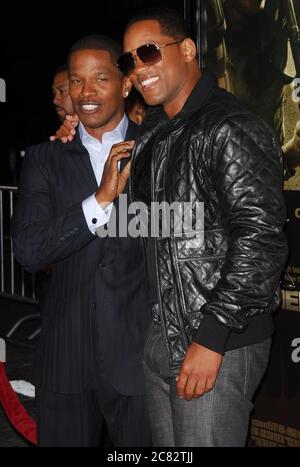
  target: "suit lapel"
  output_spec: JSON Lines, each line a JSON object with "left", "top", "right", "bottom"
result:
{"left": 64, "top": 121, "right": 138, "bottom": 257}
{"left": 126, "top": 119, "right": 139, "bottom": 141}
{"left": 65, "top": 121, "right": 138, "bottom": 190}
{"left": 120, "top": 120, "right": 138, "bottom": 172}
{"left": 105, "top": 120, "right": 138, "bottom": 250}
{"left": 64, "top": 132, "right": 98, "bottom": 193}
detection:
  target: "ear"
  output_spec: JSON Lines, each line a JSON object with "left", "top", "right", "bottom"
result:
{"left": 136, "top": 113, "right": 143, "bottom": 125}
{"left": 181, "top": 38, "right": 197, "bottom": 63}
{"left": 136, "top": 102, "right": 146, "bottom": 119}
{"left": 122, "top": 76, "right": 132, "bottom": 98}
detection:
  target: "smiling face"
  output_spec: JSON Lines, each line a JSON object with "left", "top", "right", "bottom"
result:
{"left": 69, "top": 49, "right": 131, "bottom": 139}
{"left": 123, "top": 19, "right": 200, "bottom": 117}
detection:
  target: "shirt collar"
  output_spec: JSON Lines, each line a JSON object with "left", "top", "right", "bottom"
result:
{"left": 79, "top": 113, "right": 128, "bottom": 144}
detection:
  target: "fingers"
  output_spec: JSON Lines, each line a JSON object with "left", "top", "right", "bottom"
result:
{"left": 177, "top": 375, "right": 213, "bottom": 400}
{"left": 183, "top": 376, "right": 198, "bottom": 401}
{"left": 107, "top": 140, "right": 135, "bottom": 160}
{"left": 117, "top": 161, "right": 132, "bottom": 195}
{"left": 56, "top": 123, "right": 75, "bottom": 143}
{"left": 112, "top": 151, "right": 131, "bottom": 163}
{"left": 194, "top": 379, "right": 213, "bottom": 398}
{"left": 106, "top": 141, "right": 135, "bottom": 171}
{"left": 176, "top": 370, "right": 188, "bottom": 399}
{"left": 176, "top": 369, "right": 216, "bottom": 401}
{"left": 194, "top": 380, "right": 206, "bottom": 398}
{"left": 105, "top": 150, "right": 132, "bottom": 172}
{"left": 96, "top": 141, "right": 135, "bottom": 205}
{"left": 205, "top": 379, "right": 215, "bottom": 393}
{"left": 61, "top": 120, "right": 76, "bottom": 140}
{"left": 50, "top": 116, "right": 79, "bottom": 144}
{"left": 177, "top": 371, "right": 204, "bottom": 400}
{"left": 49, "top": 133, "right": 72, "bottom": 143}
{"left": 66, "top": 114, "right": 79, "bottom": 123}
{"left": 64, "top": 120, "right": 77, "bottom": 134}
{"left": 120, "top": 160, "right": 131, "bottom": 179}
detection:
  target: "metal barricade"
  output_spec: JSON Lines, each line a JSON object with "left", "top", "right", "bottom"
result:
{"left": 0, "top": 186, "right": 38, "bottom": 305}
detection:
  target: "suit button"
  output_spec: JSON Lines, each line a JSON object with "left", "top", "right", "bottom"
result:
{"left": 92, "top": 218, "right": 97, "bottom": 224}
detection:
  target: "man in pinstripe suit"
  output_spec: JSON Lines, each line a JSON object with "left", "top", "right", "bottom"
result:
{"left": 12, "top": 35, "right": 151, "bottom": 447}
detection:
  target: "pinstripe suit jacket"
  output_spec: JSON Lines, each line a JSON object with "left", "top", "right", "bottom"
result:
{"left": 12, "top": 121, "right": 150, "bottom": 395}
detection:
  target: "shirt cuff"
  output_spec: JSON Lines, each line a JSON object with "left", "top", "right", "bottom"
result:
{"left": 82, "top": 194, "right": 112, "bottom": 234}
{"left": 192, "top": 314, "right": 231, "bottom": 355}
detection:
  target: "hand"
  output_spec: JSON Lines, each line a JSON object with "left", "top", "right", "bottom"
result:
{"left": 176, "top": 342, "right": 223, "bottom": 401}
{"left": 49, "top": 114, "right": 79, "bottom": 143}
{"left": 95, "top": 140, "right": 135, "bottom": 208}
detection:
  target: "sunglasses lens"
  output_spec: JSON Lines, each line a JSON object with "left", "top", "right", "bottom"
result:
{"left": 118, "top": 44, "right": 162, "bottom": 75}
{"left": 137, "top": 44, "right": 162, "bottom": 66}
{"left": 118, "top": 53, "right": 135, "bottom": 75}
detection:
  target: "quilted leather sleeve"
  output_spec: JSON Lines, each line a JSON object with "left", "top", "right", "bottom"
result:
{"left": 199, "top": 113, "right": 288, "bottom": 331}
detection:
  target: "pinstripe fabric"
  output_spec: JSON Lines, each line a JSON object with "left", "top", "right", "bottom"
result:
{"left": 12, "top": 121, "right": 151, "bottom": 396}
{"left": 37, "top": 355, "right": 152, "bottom": 447}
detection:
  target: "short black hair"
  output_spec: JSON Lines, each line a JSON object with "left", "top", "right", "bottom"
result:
{"left": 54, "top": 64, "right": 68, "bottom": 77}
{"left": 67, "top": 34, "right": 122, "bottom": 69}
{"left": 125, "top": 88, "right": 147, "bottom": 114}
{"left": 125, "top": 7, "right": 190, "bottom": 41}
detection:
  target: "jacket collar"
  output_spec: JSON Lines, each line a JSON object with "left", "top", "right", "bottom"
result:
{"left": 125, "top": 118, "right": 139, "bottom": 140}
{"left": 64, "top": 118, "right": 138, "bottom": 154}
{"left": 60, "top": 118, "right": 138, "bottom": 193}
{"left": 179, "top": 69, "right": 217, "bottom": 116}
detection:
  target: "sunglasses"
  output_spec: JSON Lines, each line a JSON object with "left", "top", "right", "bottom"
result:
{"left": 117, "top": 40, "right": 184, "bottom": 76}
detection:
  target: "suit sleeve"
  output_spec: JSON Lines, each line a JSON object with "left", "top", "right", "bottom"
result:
{"left": 12, "top": 145, "right": 96, "bottom": 272}
{"left": 193, "top": 114, "right": 288, "bottom": 353}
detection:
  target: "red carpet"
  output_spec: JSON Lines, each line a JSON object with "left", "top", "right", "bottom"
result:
{"left": 0, "top": 361, "right": 36, "bottom": 445}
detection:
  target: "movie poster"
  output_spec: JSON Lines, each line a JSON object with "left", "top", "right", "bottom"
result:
{"left": 199, "top": 0, "right": 300, "bottom": 447}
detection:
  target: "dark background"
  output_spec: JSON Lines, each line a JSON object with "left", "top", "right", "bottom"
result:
{"left": 0, "top": 0, "right": 184, "bottom": 184}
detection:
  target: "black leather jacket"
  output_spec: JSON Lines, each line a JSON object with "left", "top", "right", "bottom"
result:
{"left": 131, "top": 72, "right": 288, "bottom": 368}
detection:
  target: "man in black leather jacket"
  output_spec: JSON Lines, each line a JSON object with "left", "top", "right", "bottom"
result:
{"left": 119, "top": 7, "right": 288, "bottom": 446}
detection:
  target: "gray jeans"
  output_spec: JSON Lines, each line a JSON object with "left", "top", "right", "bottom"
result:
{"left": 143, "top": 322, "right": 271, "bottom": 447}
